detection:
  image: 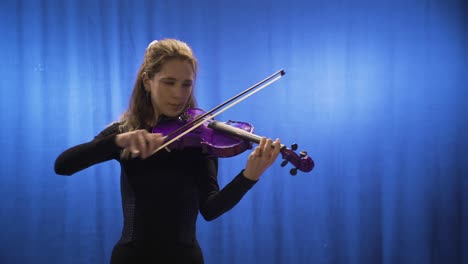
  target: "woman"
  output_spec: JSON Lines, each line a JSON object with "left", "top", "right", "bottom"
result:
{"left": 55, "top": 38, "right": 281, "bottom": 264}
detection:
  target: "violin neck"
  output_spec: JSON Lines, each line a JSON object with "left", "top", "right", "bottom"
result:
{"left": 208, "top": 120, "right": 284, "bottom": 149}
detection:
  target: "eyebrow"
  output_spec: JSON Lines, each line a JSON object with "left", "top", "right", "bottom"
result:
{"left": 160, "top": 77, "right": 193, "bottom": 83}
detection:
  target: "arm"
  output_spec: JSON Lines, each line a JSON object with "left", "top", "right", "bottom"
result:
{"left": 197, "top": 138, "right": 281, "bottom": 221}
{"left": 198, "top": 157, "right": 257, "bottom": 221}
{"left": 54, "top": 123, "right": 122, "bottom": 176}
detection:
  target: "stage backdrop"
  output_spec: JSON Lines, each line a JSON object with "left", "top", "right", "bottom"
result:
{"left": 1, "top": 0, "right": 467, "bottom": 263}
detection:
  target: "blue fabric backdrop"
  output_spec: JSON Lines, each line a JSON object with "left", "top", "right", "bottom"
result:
{"left": 1, "top": 0, "right": 467, "bottom": 263}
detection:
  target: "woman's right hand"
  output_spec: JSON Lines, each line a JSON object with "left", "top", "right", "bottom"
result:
{"left": 115, "top": 130, "right": 164, "bottom": 159}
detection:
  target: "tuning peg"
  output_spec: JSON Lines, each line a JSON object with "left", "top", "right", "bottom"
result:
{"left": 281, "top": 160, "right": 288, "bottom": 167}
{"left": 291, "top": 143, "right": 298, "bottom": 151}
{"left": 300, "top": 151, "right": 308, "bottom": 157}
{"left": 290, "top": 168, "right": 298, "bottom": 176}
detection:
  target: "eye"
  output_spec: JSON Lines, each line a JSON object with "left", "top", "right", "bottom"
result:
{"left": 161, "top": 80, "right": 175, "bottom": 86}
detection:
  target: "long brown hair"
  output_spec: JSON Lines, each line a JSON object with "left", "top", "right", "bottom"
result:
{"left": 120, "top": 39, "right": 198, "bottom": 133}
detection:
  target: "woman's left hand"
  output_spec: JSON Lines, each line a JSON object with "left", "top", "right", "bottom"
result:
{"left": 243, "top": 138, "right": 281, "bottom": 181}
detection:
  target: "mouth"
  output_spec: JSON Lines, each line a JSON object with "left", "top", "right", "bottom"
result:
{"left": 168, "top": 103, "right": 184, "bottom": 109}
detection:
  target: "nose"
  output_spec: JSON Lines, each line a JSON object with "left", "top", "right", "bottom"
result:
{"left": 172, "top": 85, "right": 184, "bottom": 98}
{"left": 172, "top": 83, "right": 190, "bottom": 99}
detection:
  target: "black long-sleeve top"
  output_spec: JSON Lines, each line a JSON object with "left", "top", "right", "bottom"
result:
{"left": 54, "top": 122, "right": 257, "bottom": 251}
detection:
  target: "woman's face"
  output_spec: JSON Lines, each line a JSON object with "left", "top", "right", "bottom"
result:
{"left": 146, "top": 58, "right": 194, "bottom": 118}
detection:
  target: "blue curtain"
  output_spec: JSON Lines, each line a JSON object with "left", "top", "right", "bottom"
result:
{"left": 1, "top": 0, "right": 467, "bottom": 263}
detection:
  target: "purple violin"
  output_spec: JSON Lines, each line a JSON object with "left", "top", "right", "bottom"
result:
{"left": 151, "top": 69, "right": 315, "bottom": 175}
{"left": 152, "top": 108, "right": 314, "bottom": 175}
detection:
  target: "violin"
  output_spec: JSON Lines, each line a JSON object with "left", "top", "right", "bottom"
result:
{"left": 151, "top": 70, "right": 315, "bottom": 175}
{"left": 152, "top": 108, "right": 314, "bottom": 175}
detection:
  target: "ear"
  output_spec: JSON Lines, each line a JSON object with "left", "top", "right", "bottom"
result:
{"left": 142, "top": 72, "right": 151, "bottom": 92}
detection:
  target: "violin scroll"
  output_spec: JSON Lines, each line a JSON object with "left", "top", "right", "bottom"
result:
{"left": 279, "top": 144, "right": 314, "bottom": 175}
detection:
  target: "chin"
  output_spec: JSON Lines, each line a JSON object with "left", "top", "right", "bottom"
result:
{"left": 163, "top": 110, "right": 183, "bottom": 118}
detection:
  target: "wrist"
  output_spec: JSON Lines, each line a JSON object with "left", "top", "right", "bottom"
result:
{"left": 242, "top": 170, "right": 259, "bottom": 181}
{"left": 115, "top": 134, "right": 125, "bottom": 148}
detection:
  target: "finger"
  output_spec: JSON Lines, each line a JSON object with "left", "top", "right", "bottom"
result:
{"left": 131, "top": 131, "right": 147, "bottom": 158}
{"left": 142, "top": 132, "right": 154, "bottom": 158}
{"left": 263, "top": 138, "right": 273, "bottom": 156}
{"left": 270, "top": 138, "right": 280, "bottom": 152}
{"left": 135, "top": 133, "right": 144, "bottom": 157}
{"left": 144, "top": 134, "right": 157, "bottom": 156}
{"left": 271, "top": 138, "right": 282, "bottom": 159}
{"left": 257, "top": 137, "right": 267, "bottom": 156}
{"left": 249, "top": 146, "right": 261, "bottom": 160}
{"left": 145, "top": 133, "right": 162, "bottom": 157}
{"left": 129, "top": 146, "right": 140, "bottom": 158}
{"left": 128, "top": 135, "right": 141, "bottom": 157}
{"left": 258, "top": 138, "right": 272, "bottom": 160}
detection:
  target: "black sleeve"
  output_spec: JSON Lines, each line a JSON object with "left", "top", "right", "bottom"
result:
{"left": 54, "top": 122, "right": 123, "bottom": 176}
{"left": 198, "top": 156, "right": 258, "bottom": 221}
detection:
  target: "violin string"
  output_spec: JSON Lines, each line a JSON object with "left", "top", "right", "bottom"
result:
{"left": 161, "top": 69, "right": 285, "bottom": 141}
{"left": 151, "top": 72, "right": 285, "bottom": 155}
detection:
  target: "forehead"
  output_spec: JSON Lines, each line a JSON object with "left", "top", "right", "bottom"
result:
{"left": 157, "top": 59, "right": 194, "bottom": 80}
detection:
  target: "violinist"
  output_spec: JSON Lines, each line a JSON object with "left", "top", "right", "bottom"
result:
{"left": 54, "top": 38, "right": 281, "bottom": 264}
